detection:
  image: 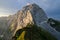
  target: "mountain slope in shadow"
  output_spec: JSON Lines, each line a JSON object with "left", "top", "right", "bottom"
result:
{"left": 12, "top": 24, "right": 57, "bottom": 40}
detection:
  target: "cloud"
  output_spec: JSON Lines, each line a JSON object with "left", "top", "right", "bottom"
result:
{"left": 17, "top": 0, "right": 51, "bottom": 9}
{"left": 0, "top": 14, "right": 9, "bottom": 17}
{"left": 0, "top": 8, "right": 18, "bottom": 17}
{"left": 17, "top": 0, "right": 60, "bottom": 20}
{"left": 0, "top": 8, "right": 18, "bottom": 14}
{"left": 0, "top": 0, "right": 19, "bottom": 17}
{"left": 0, "top": 0, "right": 18, "bottom": 8}
{"left": 0, "top": 10, "right": 10, "bottom": 17}
{"left": 0, "top": 0, "right": 60, "bottom": 19}
{"left": 45, "top": 0, "right": 60, "bottom": 16}
{"left": 0, "top": 0, "right": 19, "bottom": 13}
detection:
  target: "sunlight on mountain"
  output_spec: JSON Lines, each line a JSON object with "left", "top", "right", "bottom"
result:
{"left": 0, "top": 14, "right": 9, "bottom": 17}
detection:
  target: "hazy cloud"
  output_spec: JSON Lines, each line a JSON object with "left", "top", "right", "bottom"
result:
{"left": 0, "top": 0, "right": 60, "bottom": 19}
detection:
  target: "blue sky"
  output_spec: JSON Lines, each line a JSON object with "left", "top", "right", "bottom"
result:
{"left": 0, "top": 0, "right": 60, "bottom": 20}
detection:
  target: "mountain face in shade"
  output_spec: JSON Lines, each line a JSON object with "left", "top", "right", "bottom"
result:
{"left": 12, "top": 24, "right": 57, "bottom": 40}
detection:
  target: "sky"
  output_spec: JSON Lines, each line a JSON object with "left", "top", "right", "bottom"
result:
{"left": 0, "top": 0, "right": 60, "bottom": 20}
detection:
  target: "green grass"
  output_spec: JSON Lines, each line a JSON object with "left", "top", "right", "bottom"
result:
{"left": 17, "top": 31, "right": 26, "bottom": 40}
{"left": 0, "top": 37, "right": 3, "bottom": 40}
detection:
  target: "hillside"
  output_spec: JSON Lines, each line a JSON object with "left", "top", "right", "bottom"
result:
{"left": 12, "top": 24, "right": 57, "bottom": 40}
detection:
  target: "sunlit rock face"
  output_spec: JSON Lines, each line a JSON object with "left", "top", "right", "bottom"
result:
{"left": 16, "top": 10, "right": 34, "bottom": 31}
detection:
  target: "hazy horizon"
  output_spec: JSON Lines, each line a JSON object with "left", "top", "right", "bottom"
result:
{"left": 0, "top": 0, "right": 60, "bottom": 20}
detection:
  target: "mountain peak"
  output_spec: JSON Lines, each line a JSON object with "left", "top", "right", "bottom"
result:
{"left": 9, "top": 3, "right": 48, "bottom": 34}
{"left": 22, "top": 3, "right": 41, "bottom": 11}
{"left": 17, "top": 3, "right": 48, "bottom": 29}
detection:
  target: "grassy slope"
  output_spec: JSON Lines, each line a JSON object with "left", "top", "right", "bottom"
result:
{"left": 12, "top": 24, "right": 57, "bottom": 40}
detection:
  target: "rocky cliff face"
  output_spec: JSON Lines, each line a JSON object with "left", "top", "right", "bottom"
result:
{"left": 9, "top": 4, "right": 48, "bottom": 34}
{"left": 6, "top": 3, "right": 60, "bottom": 40}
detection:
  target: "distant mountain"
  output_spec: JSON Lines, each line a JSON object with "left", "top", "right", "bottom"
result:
{"left": 0, "top": 3, "right": 60, "bottom": 40}
{"left": 47, "top": 18, "right": 60, "bottom": 32}
{"left": 0, "top": 17, "right": 8, "bottom": 40}
{"left": 0, "top": 17, "right": 8, "bottom": 33}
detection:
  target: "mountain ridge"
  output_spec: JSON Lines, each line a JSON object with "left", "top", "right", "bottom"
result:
{"left": 8, "top": 3, "right": 60, "bottom": 40}
{"left": 0, "top": 3, "right": 60, "bottom": 40}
